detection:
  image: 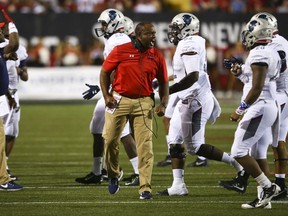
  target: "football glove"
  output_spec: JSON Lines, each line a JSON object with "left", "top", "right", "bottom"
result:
{"left": 223, "top": 56, "right": 243, "bottom": 70}
{"left": 82, "top": 83, "right": 100, "bottom": 100}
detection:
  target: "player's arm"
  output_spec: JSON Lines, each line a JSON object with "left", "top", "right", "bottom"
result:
{"left": 17, "top": 61, "right": 28, "bottom": 81}
{"left": 169, "top": 51, "right": 199, "bottom": 94}
{"left": 2, "top": 9, "right": 19, "bottom": 54}
{"left": 100, "top": 67, "right": 116, "bottom": 108}
{"left": 230, "top": 63, "right": 267, "bottom": 122}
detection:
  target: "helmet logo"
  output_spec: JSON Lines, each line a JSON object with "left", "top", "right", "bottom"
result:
{"left": 182, "top": 15, "right": 192, "bottom": 26}
{"left": 248, "top": 20, "right": 258, "bottom": 32}
{"left": 108, "top": 10, "right": 117, "bottom": 21}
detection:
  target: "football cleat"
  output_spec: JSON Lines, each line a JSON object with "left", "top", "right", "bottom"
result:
{"left": 241, "top": 198, "right": 271, "bottom": 209}
{"left": 124, "top": 174, "right": 139, "bottom": 186}
{"left": 157, "top": 155, "right": 171, "bottom": 167}
{"left": 187, "top": 158, "right": 208, "bottom": 167}
{"left": 219, "top": 170, "right": 249, "bottom": 193}
{"left": 75, "top": 172, "right": 102, "bottom": 184}
{"left": 157, "top": 183, "right": 188, "bottom": 196}
{"left": 255, "top": 183, "right": 280, "bottom": 208}
{"left": 7, "top": 169, "right": 19, "bottom": 181}
{"left": 272, "top": 187, "right": 287, "bottom": 200}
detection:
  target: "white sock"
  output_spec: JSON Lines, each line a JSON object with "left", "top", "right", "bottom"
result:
{"left": 221, "top": 152, "right": 243, "bottom": 172}
{"left": 130, "top": 157, "right": 139, "bottom": 175}
{"left": 172, "top": 169, "right": 184, "bottom": 187}
{"left": 275, "top": 174, "right": 285, "bottom": 178}
{"left": 166, "top": 135, "right": 170, "bottom": 154}
{"left": 254, "top": 172, "right": 272, "bottom": 189}
{"left": 6, "top": 157, "right": 9, "bottom": 170}
{"left": 92, "top": 157, "right": 102, "bottom": 175}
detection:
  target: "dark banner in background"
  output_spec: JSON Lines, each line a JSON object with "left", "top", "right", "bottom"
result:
{"left": 10, "top": 12, "right": 288, "bottom": 50}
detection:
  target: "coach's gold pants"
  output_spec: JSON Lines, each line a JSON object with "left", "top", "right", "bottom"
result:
{"left": 103, "top": 93, "right": 154, "bottom": 194}
{"left": 0, "top": 118, "right": 10, "bottom": 185}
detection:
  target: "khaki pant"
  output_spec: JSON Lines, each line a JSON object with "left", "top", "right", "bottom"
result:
{"left": 103, "top": 93, "right": 154, "bottom": 194}
{"left": 0, "top": 118, "right": 10, "bottom": 184}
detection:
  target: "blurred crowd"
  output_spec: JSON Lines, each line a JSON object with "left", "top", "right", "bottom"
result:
{"left": 0, "top": 0, "right": 287, "bottom": 14}
{"left": 3, "top": 0, "right": 287, "bottom": 98}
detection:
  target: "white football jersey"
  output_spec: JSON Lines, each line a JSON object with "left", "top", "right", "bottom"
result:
{"left": 172, "top": 35, "right": 211, "bottom": 99}
{"left": 272, "top": 34, "right": 288, "bottom": 93}
{"left": 7, "top": 44, "right": 28, "bottom": 90}
{"left": 103, "top": 33, "right": 131, "bottom": 59}
{"left": 241, "top": 45, "right": 281, "bottom": 101}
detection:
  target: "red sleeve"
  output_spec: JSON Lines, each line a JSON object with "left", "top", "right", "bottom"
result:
{"left": 102, "top": 46, "right": 120, "bottom": 72}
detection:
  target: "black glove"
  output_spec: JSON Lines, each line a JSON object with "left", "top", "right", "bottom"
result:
{"left": 82, "top": 83, "right": 100, "bottom": 100}
{"left": 152, "top": 80, "right": 159, "bottom": 90}
{"left": 223, "top": 56, "right": 243, "bottom": 70}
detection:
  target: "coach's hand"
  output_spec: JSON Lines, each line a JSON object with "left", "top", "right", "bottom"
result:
{"left": 82, "top": 83, "right": 100, "bottom": 100}
{"left": 155, "top": 104, "right": 166, "bottom": 117}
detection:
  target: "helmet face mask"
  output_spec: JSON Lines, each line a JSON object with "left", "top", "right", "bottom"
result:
{"left": 241, "top": 18, "right": 273, "bottom": 50}
{"left": 167, "top": 13, "right": 200, "bottom": 45}
{"left": 94, "top": 9, "right": 124, "bottom": 39}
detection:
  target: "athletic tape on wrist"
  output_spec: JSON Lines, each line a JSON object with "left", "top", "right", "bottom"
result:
{"left": 8, "top": 23, "right": 18, "bottom": 34}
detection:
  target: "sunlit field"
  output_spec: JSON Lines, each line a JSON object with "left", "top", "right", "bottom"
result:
{"left": 0, "top": 100, "right": 287, "bottom": 216}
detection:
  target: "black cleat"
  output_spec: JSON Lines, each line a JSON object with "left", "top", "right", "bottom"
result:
{"left": 124, "top": 174, "right": 139, "bottom": 186}
{"left": 7, "top": 169, "right": 19, "bottom": 181}
{"left": 75, "top": 172, "right": 102, "bottom": 184}
{"left": 271, "top": 187, "right": 287, "bottom": 200}
{"left": 157, "top": 155, "right": 171, "bottom": 167}
{"left": 187, "top": 158, "right": 208, "bottom": 167}
{"left": 219, "top": 179, "right": 247, "bottom": 193}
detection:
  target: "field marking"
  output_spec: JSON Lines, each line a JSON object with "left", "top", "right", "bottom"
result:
{"left": 1, "top": 200, "right": 288, "bottom": 205}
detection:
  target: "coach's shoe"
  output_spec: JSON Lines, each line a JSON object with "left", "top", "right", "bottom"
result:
{"left": 140, "top": 191, "right": 152, "bottom": 200}
{"left": 0, "top": 181, "right": 23, "bottom": 191}
{"left": 157, "top": 155, "right": 171, "bottom": 167}
{"left": 255, "top": 183, "right": 280, "bottom": 208}
{"left": 75, "top": 172, "right": 102, "bottom": 184}
{"left": 241, "top": 198, "right": 272, "bottom": 209}
{"left": 157, "top": 183, "right": 188, "bottom": 196}
{"left": 219, "top": 170, "right": 249, "bottom": 194}
{"left": 187, "top": 157, "right": 208, "bottom": 167}
{"left": 124, "top": 174, "right": 139, "bottom": 186}
{"left": 108, "top": 177, "right": 120, "bottom": 194}
{"left": 7, "top": 169, "right": 19, "bottom": 181}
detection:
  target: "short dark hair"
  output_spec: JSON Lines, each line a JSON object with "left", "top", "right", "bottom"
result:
{"left": 135, "top": 22, "right": 153, "bottom": 36}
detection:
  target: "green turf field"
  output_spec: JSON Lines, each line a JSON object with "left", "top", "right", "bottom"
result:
{"left": 0, "top": 101, "right": 287, "bottom": 216}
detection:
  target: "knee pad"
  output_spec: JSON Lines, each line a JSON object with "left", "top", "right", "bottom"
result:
{"left": 169, "top": 144, "right": 186, "bottom": 159}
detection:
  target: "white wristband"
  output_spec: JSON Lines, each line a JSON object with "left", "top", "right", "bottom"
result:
{"left": 8, "top": 22, "right": 18, "bottom": 34}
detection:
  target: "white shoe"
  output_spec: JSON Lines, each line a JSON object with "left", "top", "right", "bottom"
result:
{"left": 167, "top": 183, "right": 188, "bottom": 196}
{"left": 255, "top": 183, "right": 280, "bottom": 208}
{"left": 241, "top": 198, "right": 272, "bottom": 209}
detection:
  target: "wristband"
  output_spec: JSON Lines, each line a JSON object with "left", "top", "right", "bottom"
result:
{"left": 235, "top": 101, "right": 250, "bottom": 116}
{"left": 8, "top": 22, "right": 18, "bottom": 34}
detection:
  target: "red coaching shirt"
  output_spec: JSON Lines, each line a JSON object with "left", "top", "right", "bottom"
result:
{"left": 102, "top": 42, "right": 168, "bottom": 99}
